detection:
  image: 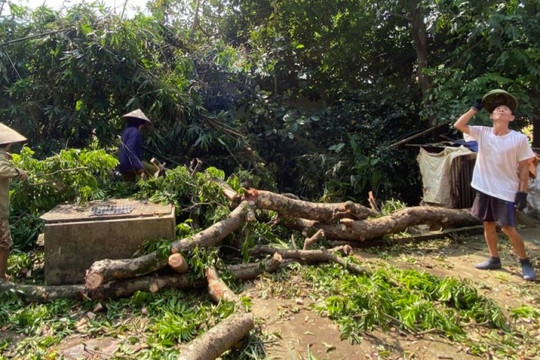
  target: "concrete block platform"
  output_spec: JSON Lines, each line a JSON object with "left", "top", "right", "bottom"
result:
{"left": 40, "top": 198, "right": 175, "bottom": 285}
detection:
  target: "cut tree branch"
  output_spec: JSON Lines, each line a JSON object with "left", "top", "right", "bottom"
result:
{"left": 250, "top": 245, "right": 366, "bottom": 275}
{"left": 177, "top": 312, "right": 254, "bottom": 360}
{"left": 206, "top": 266, "right": 239, "bottom": 304}
{"left": 0, "top": 274, "right": 205, "bottom": 303}
{"left": 246, "top": 189, "right": 379, "bottom": 221}
{"left": 227, "top": 253, "right": 283, "bottom": 280}
{"left": 83, "top": 190, "right": 478, "bottom": 291}
{"left": 3, "top": 257, "right": 283, "bottom": 303}
{"left": 85, "top": 201, "right": 254, "bottom": 289}
{"left": 178, "top": 266, "right": 254, "bottom": 360}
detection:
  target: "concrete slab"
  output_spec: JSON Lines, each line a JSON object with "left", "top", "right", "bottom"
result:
{"left": 41, "top": 199, "right": 176, "bottom": 285}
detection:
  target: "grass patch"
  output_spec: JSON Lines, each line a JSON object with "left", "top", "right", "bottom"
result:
{"left": 0, "top": 288, "right": 266, "bottom": 359}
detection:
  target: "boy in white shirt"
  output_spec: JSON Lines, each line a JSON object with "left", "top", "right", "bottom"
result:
{"left": 454, "top": 89, "right": 536, "bottom": 281}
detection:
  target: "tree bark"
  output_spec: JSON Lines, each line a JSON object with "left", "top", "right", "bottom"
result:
{"left": 177, "top": 312, "right": 254, "bottom": 360}
{"left": 408, "top": 0, "right": 431, "bottom": 107}
{"left": 0, "top": 274, "right": 205, "bottom": 303}
{"left": 247, "top": 189, "right": 379, "bottom": 221}
{"left": 532, "top": 118, "right": 540, "bottom": 149}
{"left": 282, "top": 206, "right": 479, "bottom": 242}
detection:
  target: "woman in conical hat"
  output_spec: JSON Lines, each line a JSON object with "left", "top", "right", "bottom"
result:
{"left": 116, "top": 109, "right": 158, "bottom": 181}
{"left": 0, "top": 123, "right": 29, "bottom": 281}
{"left": 0, "top": 123, "right": 27, "bottom": 146}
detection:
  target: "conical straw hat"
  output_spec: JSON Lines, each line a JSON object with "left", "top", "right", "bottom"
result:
{"left": 0, "top": 123, "right": 27, "bottom": 146}
{"left": 121, "top": 109, "right": 151, "bottom": 123}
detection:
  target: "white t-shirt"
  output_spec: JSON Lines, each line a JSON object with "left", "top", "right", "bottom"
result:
{"left": 468, "top": 126, "right": 534, "bottom": 202}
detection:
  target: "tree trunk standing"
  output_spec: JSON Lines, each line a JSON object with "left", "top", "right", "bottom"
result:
{"left": 408, "top": 0, "right": 432, "bottom": 121}
{"left": 190, "top": 0, "right": 201, "bottom": 37}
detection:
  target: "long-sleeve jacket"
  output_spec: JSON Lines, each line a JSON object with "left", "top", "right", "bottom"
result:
{"left": 0, "top": 149, "right": 20, "bottom": 218}
{"left": 117, "top": 126, "right": 144, "bottom": 173}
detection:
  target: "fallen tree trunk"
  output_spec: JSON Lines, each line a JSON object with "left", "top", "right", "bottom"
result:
{"left": 339, "top": 206, "right": 481, "bottom": 241}
{"left": 178, "top": 266, "right": 254, "bottom": 360}
{"left": 0, "top": 274, "right": 205, "bottom": 303}
{"left": 282, "top": 206, "right": 480, "bottom": 242}
{"left": 85, "top": 190, "right": 479, "bottom": 290}
{"left": 2, "top": 256, "right": 285, "bottom": 303}
{"left": 247, "top": 189, "right": 379, "bottom": 221}
{"left": 177, "top": 311, "right": 254, "bottom": 360}
{"left": 85, "top": 201, "right": 253, "bottom": 289}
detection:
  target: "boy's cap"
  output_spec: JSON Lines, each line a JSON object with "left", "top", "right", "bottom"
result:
{"left": 0, "top": 123, "right": 27, "bottom": 145}
{"left": 482, "top": 89, "right": 517, "bottom": 113}
{"left": 121, "top": 109, "right": 151, "bottom": 123}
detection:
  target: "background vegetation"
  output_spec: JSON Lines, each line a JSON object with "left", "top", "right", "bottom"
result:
{"left": 2, "top": 0, "right": 538, "bottom": 206}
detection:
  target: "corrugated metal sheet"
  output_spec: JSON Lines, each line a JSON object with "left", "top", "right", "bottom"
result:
{"left": 449, "top": 154, "right": 476, "bottom": 209}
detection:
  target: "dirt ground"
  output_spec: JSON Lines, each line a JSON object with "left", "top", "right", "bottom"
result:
{"left": 48, "top": 225, "right": 540, "bottom": 360}
{"left": 245, "top": 226, "right": 540, "bottom": 360}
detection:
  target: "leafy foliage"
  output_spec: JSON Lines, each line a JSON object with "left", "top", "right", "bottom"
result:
{"left": 136, "top": 165, "right": 234, "bottom": 228}
{"left": 8, "top": 146, "right": 118, "bottom": 250}
{"left": 0, "top": 288, "right": 241, "bottom": 359}
{"left": 12, "top": 147, "right": 118, "bottom": 211}
{"left": 307, "top": 263, "right": 508, "bottom": 343}
{"left": 423, "top": 0, "right": 540, "bottom": 127}
{"left": 3, "top": 0, "right": 540, "bottom": 203}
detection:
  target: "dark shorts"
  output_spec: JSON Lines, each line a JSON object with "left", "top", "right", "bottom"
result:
{"left": 471, "top": 191, "right": 516, "bottom": 227}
